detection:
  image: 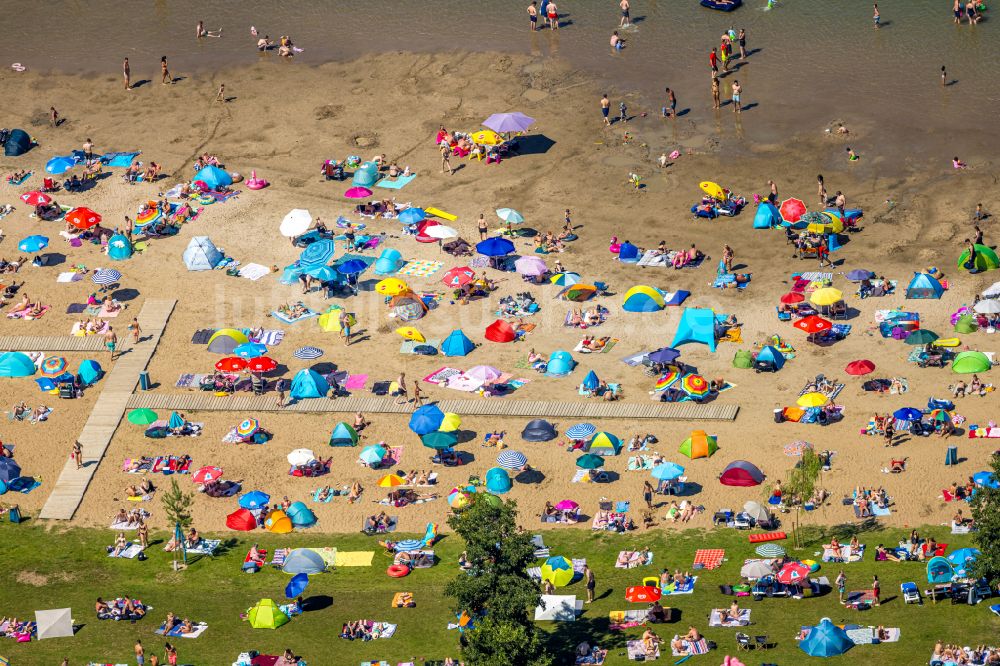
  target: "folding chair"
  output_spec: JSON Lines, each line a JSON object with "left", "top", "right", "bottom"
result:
{"left": 901, "top": 582, "right": 920, "bottom": 604}
{"left": 735, "top": 633, "right": 752, "bottom": 651}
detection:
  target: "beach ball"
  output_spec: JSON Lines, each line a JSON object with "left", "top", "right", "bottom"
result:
{"left": 803, "top": 559, "right": 820, "bottom": 573}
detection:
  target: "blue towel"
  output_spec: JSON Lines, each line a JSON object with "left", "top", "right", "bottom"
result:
{"left": 872, "top": 505, "right": 891, "bottom": 516}
{"left": 103, "top": 152, "right": 140, "bottom": 168}
{"left": 615, "top": 501, "right": 630, "bottom": 513}
{"left": 375, "top": 174, "right": 417, "bottom": 190}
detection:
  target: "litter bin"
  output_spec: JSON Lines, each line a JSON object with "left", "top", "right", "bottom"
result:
{"left": 139, "top": 371, "right": 151, "bottom": 391}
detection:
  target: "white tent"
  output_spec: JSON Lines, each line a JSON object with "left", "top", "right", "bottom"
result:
{"left": 533, "top": 595, "right": 582, "bottom": 621}
{"left": 182, "top": 236, "right": 223, "bottom": 271}
{"left": 36, "top": 608, "right": 73, "bottom": 639}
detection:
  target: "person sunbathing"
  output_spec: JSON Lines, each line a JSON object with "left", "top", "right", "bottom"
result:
{"left": 415, "top": 469, "right": 429, "bottom": 486}
{"left": 348, "top": 481, "right": 363, "bottom": 504}
{"left": 95, "top": 598, "right": 110, "bottom": 615}
{"left": 178, "top": 618, "right": 194, "bottom": 634}
{"left": 164, "top": 611, "right": 178, "bottom": 633}
{"left": 185, "top": 527, "right": 202, "bottom": 549}
{"left": 678, "top": 501, "right": 696, "bottom": 522}
{"left": 248, "top": 543, "right": 265, "bottom": 567}
{"left": 137, "top": 478, "right": 152, "bottom": 496}
{"left": 109, "top": 531, "right": 128, "bottom": 556}
{"left": 317, "top": 486, "right": 333, "bottom": 502}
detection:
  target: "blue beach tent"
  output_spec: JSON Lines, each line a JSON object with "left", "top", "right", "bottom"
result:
{"left": 193, "top": 165, "right": 232, "bottom": 189}
{"left": 753, "top": 202, "right": 781, "bottom": 229}
{"left": 441, "top": 329, "right": 475, "bottom": 357}
{"left": 905, "top": 272, "right": 944, "bottom": 299}
{"left": 670, "top": 308, "right": 718, "bottom": 352}
{"left": 290, "top": 369, "right": 329, "bottom": 400}
{"left": 799, "top": 618, "right": 854, "bottom": 658}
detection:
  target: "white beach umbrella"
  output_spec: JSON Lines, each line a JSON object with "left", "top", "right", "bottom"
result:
{"left": 424, "top": 225, "right": 458, "bottom": 240}
{"left": 974, "top": 300, "right": 1000, "bottom": 314}
{"left": 982, "top": 281, "right": 1000, "bottom": 299}
{"left": 287, "top": 448, "right": 316, "bottom": 466}
{"left": 280, "top": 209, "right": 312, "bottom": 237}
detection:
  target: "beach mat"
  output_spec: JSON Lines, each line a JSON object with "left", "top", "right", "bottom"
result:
{"left": 376, "top": 174, "right": 417, "bottom": 190}
{"left": 334, "top": 551, "right": 375, "bottom": 567}
{"left": 344, "top": 374, "right": 368, "bottom": 390}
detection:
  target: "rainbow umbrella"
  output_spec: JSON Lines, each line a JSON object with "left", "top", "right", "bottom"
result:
{"left": 40, "top": 356, "right": 67, "bottom": 376}
{"left": 930, "top": 409, "right": 952, "bottom": 423}
{"left": 681, "top": 374, "right": 710, "bottom": 398}
{"left": 783, "top": 440, "right": 812, "bottom": 457}
{"left": 654, "top": 368, "right": 680, "bottom": 391}
{"left": 448, "top": 487, "right": 472, "bottom": 509}
{"left": 236, "top": 419, "right": 260, "bottom": 437}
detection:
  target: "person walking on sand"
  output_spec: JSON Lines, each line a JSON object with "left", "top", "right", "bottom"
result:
{"left": 817, "top": 174, "right": 826, "bottom": 206}
{"left": 643, "top": 480, "right": 654, "bottom": 509}
{"left": 105, "top": 326, "right": 117, "bottom": 361}
{"left": 83, "top": 138, "right": 94, "bottom": 161}
{"left": 711, "top": 77, "right": 721, "bottom": 109}
{"left": 395, "top": 372, "right": 408, "bottom": 404}
{"left": 161, "top": 56, "right": 171, "bottom": 85}
{"left": 836, "top": 571, "right": 846, "bottom": 603}
{"left": 339, "top": 310, "right": 352, "bottom": 346}
{"left": 412, "top": 380, "right": 424, "bottom": 407}
{"left": 528, "top": 1, "right": 538, "bottom": 31}
{"left": 72, "top": 440, "right": 83, "bottom": 469}
{"left": 123, "top": 58, "right": 131, "bottom": 90}
{"left": 584, "top": 564, "right": 595, "bottom": 603}
{"left": 216, "top": 83, "right": 225, "bottom": 102}
{"left": 135, "top": 639, "right": 145, "bottom": 666}
{"left": 601, "top": 94, "right": 611, "bottom": 126}
{"left": 440, "top": 142, "right": 453, "bottom": 175}
{"left": 275, "top": 377, "right": 286, "bottom": 408}
{"left": 50, "top": 106, "right": 59, "bottom": 127}
{"left": 738, "top": 28, "right": 747, "bottom": 59}
{"left": 731, "top": 80, "right": 742, "bottom": 113}
{"left": 663, "top": 87, "right": 676, "bottom": 118}
{"left": 128, "top": 317, "right": 142, "bottom": 345}
{"left": 872, "top": 3, "right": 880, "bottom": 29}
{"left": 620, "top": 0, "right": 631, "bottom": 27}
{"left": 941, "top": 65, "right": 947, "bottom": 87}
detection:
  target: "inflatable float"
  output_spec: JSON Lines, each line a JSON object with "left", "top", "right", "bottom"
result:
{"left": 701, "top": 0, "right": 742, "bottom": 10}
{"left": 246, "top": 169, "right": 268, "bottom": 190}
{"left": 387, "top": 564, "right": 410, "bottom": 578}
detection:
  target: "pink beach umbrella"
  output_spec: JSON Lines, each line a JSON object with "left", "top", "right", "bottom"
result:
{"left": 514, "top": 255, "right": 548, "bottom": 276}
{"left": 554, "top": 500, "right": 579, "bottom": 510}
{"left": 344, "top": 187, "right": 372, "bottom": 199}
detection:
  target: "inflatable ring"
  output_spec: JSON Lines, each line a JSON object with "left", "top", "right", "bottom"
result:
{"left": 387, "top": 564, "right": 410, "bottom": 578}
{"left": 803, "top": 559, "right": 820, "bottom": 572}
{"left": 11, "top": 63, "right": 25, "bottom": 72}
{"left": 197, "top": 194, "right": 215, "bottom": 205}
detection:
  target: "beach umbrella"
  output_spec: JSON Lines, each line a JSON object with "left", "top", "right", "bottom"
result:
{"left": 45, "top": 156, "right": 76, "bottom": 175}
{"left": 783, "top": 440, "right": 812, "bottom": 456}
{"left": 287, "top": 449, "right": 316, "bottom": 466}
{"left": 793, "top": 315, "right": 832, "bottom": 335}
{"left": 398, "top": 207, "right": 427, "bottom": 225}
{"left": 776, "top": 561, "right": 811, "bottom": 585}
{"left": 239, "top": 490, "right": 270, "bottom": 509}
{"left": 625, "top": 586, "right": 661, "bottom": 603}
{"left": 483, "top": 112, "right": 535, "bottom": 133}
{"left": 337, "top": 259, "right": 369, "bottom": 275}
{"left": 359, "top": 445, "right": 387, "bottom": 465}
{"left": 948, "top": 548, "right": 980, "bottom": 575}
{"left": 700, "top": 181, "right": 726, "bottom": 199}
{"left": 442, "top": 266, "right": 477, "bottom": 288}
{"left": 18, "top": 235, "right": 48, "bottom": 253}
{"left": 293, "top": 346, "right": 323, "bottom": 360}
{"left": 740, "top": 560, "right": 774, "bottom": 578}
{"left": 376, "top": 278, "right": 409, "bottom": 296}
{"left": 651, "top": 462, "right": 685, "bottom": 480}
{"left": 91, "top": 268, "right": 121, "bottom": 286}
{"left": 439, "top": 412, "right": 462, "bottom": 432}
{"left": 304, "top": 265, "right": 336, "bottom": 282}
{"left": 425, "top": 225, "right": 458, "bottom": 240}
{"left": 797, "top": 392, "right": 828, "bottom": 408}
{"left": 237, "top": 419, "right": 260, "bottom": 437}
{"left": 755, "top": 543, "right": 786, "bottom": 558}
{"left": 497, "top": 450, "right": 528, "bottom": 470}
{"left": 395, "top": 326, "right": 425, "bottom": 342}
{"left": 973, "top": 471, "right": 999, "bottom": 489}
{"left": 377, "top": 474, "right": 405, "bottom": 488}
{"left": 168, "top": 411, "right": 186, "bottom": 429}
{"left": 468, "top": 365, "right": 502, "bottom": 382}
{"left": 215, "top": 356, "right": 247, "bottom": 372}
{"left": 470, "top": 129, "right": 504, "bottom": 146}
{"left": 298, "top": 239, "right": 336, "bottom": 266}
{"left": 409, "top": 405, "right": 445, "bottom": 435}
{"left": 550, "top": 272, "right": 581, "bottom": 286}
{"left": 0, "top": 458, "right": 21, "bottom": 484}
{"left": 246, "top": 356, "right": 277, "bottom": 373}
{"left": 40, "top": 356, "right": 66, "bottom": 375}
{"left": 541, "top": 556, "right": 574, "bottom": 588}
{"left": 743, "top": 500, "right": 771, "bottom": 523}
{"left": 20, "top": 191, "right": 51, "bottom": 206}
{"left": 66, "top": 207, "right": 101, "bottom": 230}
{"left": 565, "top": 423, "right": 597, "bottom": 440}
{"left": 554, "top": 500, "right": 579, "bottom": 511}
{"left": 846, "top": 269, "right": 874, "bottom": 281}
{"left": 344, "top": 186, "right": 372, "bottom": 199}
{"left": 127, "top": 408, "right": 158, "bottom": 425}
{"left": 233, "top": 343, "right": 268, "bottom": 359}
{"left": 893, "top": 407, "right": 923, "bottom": 422}
{"left": 193, "top": 466, "right": 223, "bottom": 484}
{"left": 648, "top": 347, "right": 681, "bottom": 364}
{"left": 576, "top": 453, "right": 605, "bottom": 469}
{"left": 779, "top": 198, "right": 807, "bottom": 223}
{"left": 974, "top": 300, "right": 1000, "bottom": 314}
{"left": 810, "top": 287, "right": 843, "bottom": 306}
{"left": 930, "top": 409, "right": 952, "bottom": 423}
{"left": 496, "top": 208, "right": 525, "bottom": 224}
{"left": 845, "top": 359, "right": 875, "bottom": 376}
{"left": 514, "top": 256, "right": 547, "bottom": 276}
{"left": 279, "top": 209, "right": 311, "bottom": 237}
{"left": 422, "top": 431, "right": 457, "bottom": 450}
{"left": 285, "top": 573, "right": 310, "bottom": 599}
{"left": 681, "top": 374, "right": 710, "bottom": 398}
{"left": 654, "top": 368, "right": 680, "bottom": 391}
{"left": 448, "top": 487, "right": 472, "bottom": 509}
{"left": 476, "top": 237, "right": 515, "bottom": 257}
{"left": 780, "top": 292, "right": 805, "bottom": 305}
{"left": 905, "top": 329, "right": 939, "bottom": 345}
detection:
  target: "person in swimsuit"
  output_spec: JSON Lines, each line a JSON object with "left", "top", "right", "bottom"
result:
{"left": 663, "top": 87, "right": 676, "bottom": 118}
{"left": 601, "top": 94, "right": 611, "bottom": 126}
{"left": 872, "top": 3, "right": 880, "bottom": 29}
{"left": 620, "top": 0, "right": 630, "bottom": 27}
{"left": 738, "top": 28, "right": 747, "bottom": 59}
{"left": 528, "top": 1, "right": 538, "bottom": 30}
{"left": 731, "top": 80, "right": 742, "bottom": 113}
{"left": 546, "top": 1, "right": 558, "bottom": 29}
{"left": 161, "top": 56, "right": 171, "bottom": 85}
{"left": 954, "top": 0, "right": 963, "bottom": 23}
{"left": 477, "top": 213, "right": 488, "bottom": 240}
{"left": 123, "top": 58, "right": 130, "bottom": 91}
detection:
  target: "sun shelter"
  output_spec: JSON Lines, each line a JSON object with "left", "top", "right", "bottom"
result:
{"left": 485, "top": 319, "right": 516, "bottom": 343}
{"left": 183, "top": 236, "right": 223, "bottom": 271}
{"left": 557, "top": 284, "right": 597, "bottom": 301}
{"left": 352, "top": 161, "right": 379, "bottom": 188}
{"left": 720, "top": 460, "right": 764, "bottom": 486}
{"left": 207, "top": 328, "right": 249, "bottom": 354}
{"left": 374, "top": 248, "right": 404, "bottom": 275}
{"left": 955, "top": 314, "right": 978, "bottom": 334}
{"left": 247, "top": 599, "right": 290, "bottom": 629}
{"left": 35, "top": 608, "right": 73, "bottom": 640}
{"left": 286, "top": 502, "right": 317, "bottom": 527}
{"left": 906, "top": 272, "right": 945, "bottom": 299}
{"left": 522, "top": 419, "right": 557, "bottom": 442}
{"left": 290, "top": 369, "right": 329, "bottom": 399}
{"left": 679, "top": 431, "right": 718, "bottom": 459}
{"left": 670, "top": 308, "right": 719, "bottom": 352}
{"left": 226, "top": 508, "right": 258, "bottom": 531}
{"left": 441, "top": 329, "right": 476, "bottom": 357}
{"left": 545, "top": 350, "right": 576, "bottom": 377}
{"left": 193, "top": 164, "right": 232, "bottom": 189}
{"left": 77, "top": 359, "right": 103, "bottom": 386}
{"left": 0, "top": 351, "right": 36, "bottom": 377}
{"left": 753, "top": 201, "right": 781, "bottom": 229}
{"left": 318, "top": 306, "right": 353, "bottom": 333}
{"left": 581, "top": 370, "right": 600, "bottom": 391}
{"left": 618, "top": 242, "right": 640, "bottom": 262}
{"left": 756, "top": 346, "right": 786, "bottom": 371}
{"left": 927, "top": 556, "right": 954, "bottom": 583}
{"left": 959, "top": 244, "right": 1000, "bottom": 272}
{"left": 107, "top": 234, "right": 134, "bottom": 261}
{"left": 4, "top": 129, "right": 32, "bottom": 156}
{"left": 589, "top": 432, "right": 622, "bottom": 456}
{"left": 329, "top": 421, "right": 359, "bottom": 446}
{"left": 534, "top": 595, "right": 582, "bottom": 622}
{"left": 799, "top": 618, "right": 854, "bottom": 658}
{"left": 265, "top": 510, "right": 293, "bottom": 534}
{"left": 541, "top": 556, "right": 575, "bottom": 587}
{"left": 622, "top": 286, "right": 666, "bottom": 312}
{"left": 952, "top": 351, "right": 992, "bottom": 374}
{"left": 732, "top": 350, "right": 753, "bottom": 369}
{"left": 282, "top": 548, "right": 325, "bottom": 574}
{"left": 0, "top": 458, "right": 21, "bottom": 483}
{"left": 485, "top": 467, "right": 512, "bottom": 494}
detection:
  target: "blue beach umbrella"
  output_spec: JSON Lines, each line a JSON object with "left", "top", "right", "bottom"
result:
{"left": 846, "top": 269, "right": 874, "bottom": 282}
{"left": 46, "top": 156, "right": 76, "bottom": 175}
{"left": 168, "top": 411, "right": 185, "bottom": 429}
{"left": 651, "top": 462, "right": 685, "bottom": 480}
{"left": 409, "top": 404, "right": 445, "bottom": 435}
{"left": 299, "top": 239, "right": 336, "bottom": 266}
{"left": 497, "top": 450, "right": 528, "bottom": 470}
{"left": 476, "top": 237, "right": 515, "bottom": 257}
{"left": 359, "top": 445, "right": 387, "bottom": 465}
{"left": 893, "top": 407, "right": 923, "bottom": 422}
{"left": 648, "top": 347, "right": 681, "bottom": 364}
{"left": 239, "top": 490, "right": 271, "bottom": 510}
{"left": 293, "top": 346, "right": 323, "bottom": 360}
{"left": 565, "top": 423, "right": 597, "bottom": 440}
{"left": 304, "top": 265, "right": 336, "bottom": 282}
{"left": 18, "top": 235, "right": 49, "bottom": 253}
{"left": 973, "top": 471, "right": 999, "bottom": 489}
{"left": 233, "top": 343, "right": 268, "bottom": 358}
{"left": 948, "top": 548, "right": 980, "bottom": 576}
{"left": 285, "top": 572, "right": 310, "bottom": 598}
{"left": 398, "top": 208, "right": 427, "bottom": 225}
{"left": 337, "top": 259, "right": 369, "bottom": 275}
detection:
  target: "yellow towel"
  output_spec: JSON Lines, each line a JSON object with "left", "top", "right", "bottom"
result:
{"left": 334, "top": 551, "right": 375, "bottom": 567}
{"left": 307, "top": 547, "right": 338, "bottom": 567}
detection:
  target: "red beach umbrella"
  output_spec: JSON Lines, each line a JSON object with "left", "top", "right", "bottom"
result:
{"left": 625, "top": 586, "right": 662, "bottom": 603}
{"left": 20, "top": 191, "right": 51, "bottom": 206}
{"left": 845, "top": 359, "right": 875, "bottom": 376}
{"left": 245, "top": 356, "right": 277, "bottom": 373}
{"left": 780, "top": 292, "right": 804, "bottom": 305}
{"left": 215, "top": 357, "right": 247, "bottom": 372}
{"left": 65, "top": 207, "right": 102, "bottom": 230}
{"left": 776, "top": 561, "right": 811, "bottom": 585}
{"left": 793, "top": 315, "right": 832, "bottom": 335}
{"left": 779, "top": 198, "right": 807, "bottom": 224}
{"left": 442, "top": 266, "right": 476, "bottom": 288}
{"left": 193, "top": 466, "right": 223, "bottom": 484}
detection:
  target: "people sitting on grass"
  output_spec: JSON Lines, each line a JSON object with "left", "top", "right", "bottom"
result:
{"left": 108, "top": 531, "right": 129, "bottom": 556}
{"left": 95, "top": 595, "right": 147, "bottom": 621}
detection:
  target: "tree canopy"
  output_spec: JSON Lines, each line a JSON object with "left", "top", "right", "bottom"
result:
{"left": 971, "top": 453, "right": 1000, "bottom": 587}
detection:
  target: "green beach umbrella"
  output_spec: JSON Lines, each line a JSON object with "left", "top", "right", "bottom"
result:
{"left": 576, "top": 453, "right": 605, "bottom": 469}
{"left": 958, "top": 244, "right": 1000, "bottom": 272}
{"left": 128, "top": 409, "right": 158, "bottom": 426}
{"left": 952, "top": 351, "right": 992, "bottom": 374}
{"left": 422, "top": 431, "right": 458, "bottom": 450}
{"left": 904, "top": 329, "right": 939, "bottom": 345}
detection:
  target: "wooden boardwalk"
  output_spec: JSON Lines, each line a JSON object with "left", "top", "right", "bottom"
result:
{"left": 0, "top": 335, "right": 107, "bottom": 352}
{"left": 125, "top": 393, "right": 740, "bottom": 421}
{"left": 39, "top": 300, "right": 177, "bottom": 521}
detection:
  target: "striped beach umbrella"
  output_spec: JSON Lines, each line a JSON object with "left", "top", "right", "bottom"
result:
{"left": 237, "top": 419, "right": 260, "bottom": 437}
{"left": 755, "top": 543, "right": 786, "bottom": 558}
{"left": 40, "top": 356, "right": 67, "bottom": 375}
{"left": 378, "top": 474, "right": 405, "bottom": 488}
{"left": 91, "top": 268, "right": 121, "bottom": 285}
{"left": 654, "top": 369, "right": 680, "bottom": 391}
{"left": 394, "top": 538, "right": 424, "bottom": 552}
{"left": 565, "top": 423, "right": 597, "bottom": 440}
{"left": 497, "top": 450, "right": 528, "bottom": 470}
{"left": 681, "top": 374, "right": 710, "bottom": 399}
{"left": 293, "top": 346, "right": 323, "bottom": 360}
{"left": 550, "top": 272, "right": 581, "bottom": 286}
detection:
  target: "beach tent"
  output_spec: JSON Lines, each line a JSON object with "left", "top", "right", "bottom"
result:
{"left": 905, "top": 272, "right": 945, "bottom": 299}
{"left": 952, "top": 351, "right": 992, "bottom": 374}
{"left": 4, "top": 129, "right": 31, "bottom": 156}
{"left": 670, "top": 308, "right": 718, "bottom": 352}
{"left": 107, "top": 234, "right": 134, "bottom": 261}
{"left": 226, "top": 508, "right": 258, "bottom": 531}
{"left": 207, "top": 328, "right": 249, "bottom": 354}
{"left": 756, "top": 345, "right": 786, "bottom": 371}
{"left": 290, "top": 369, "right": 329, "bottom": 399}
{"left": 959, "top": 244, "right": 1000, "bottom": 272}
{"left": 800, "top": 618, "right": 854, "bottom": 658}
{"left": 35, "top": 608, "right": 73, "bottom": 640}
{"left": 329, "top": 422, "right": 359, "bottom": 447}
{"left": 618, "top": 242, "right": 640, "bottom": 262}
{"left": 352, "top": 161, "right": 379, "bottom": 188}
{"left": 732, "top": 350, "right": 753, "bottom": 369}
{"left": 927, "top": 556, "right": 954, "bottom": 583}
{"left": 485, "top": 467, "right": 512, "bottom": 494}
{"left": 589, "top": 432, "right": 622, "bottom": 456}
{"left": 485, "top": 319, "right": 516, "bottom": 343}
{"left": 182, "top": 236, "right": 223, "bottom": 271}
{"left": 390, "top": 292, "right": 428, "bottom": 322}
{"left": 557, "top": 284, "right": 598, "bottom": 302}
{"left": 286, "top": 502, "right": 317, "bottom": 527}
{"left": 410, "top": 404, "right": 445, "bottom": 435}
{"left": 679, "top": 431, "right": 718, "bottom": 459}
{"left": 720, "top": 460, "right": 764, "bottom": 486}
{"left": 374, "top": 247, "right": 403, "bottom": 275}
{"left": 545, "top": 350, "right": 575, "bottom": 377}
{"left": 0, "top": 458, "right": 21, "bottom": 483}
{"left": 0, "top": 351, "right": 36, "bottom": 377}
{"left": 522, "top": 419, "right": 557, "bottom": 442}
{"left": 247, "top": 599, "right": 290, "bottom": 630}
{"left": 954, "top": 314, "right": 978, "bottom": 334}
{"left": 318, "top": 305, "right": 355, "bottom": 333}
{"left": 265, "top": 510, "right": 293, "bottom": 534}
{"left": 753, "top": 202, "right": 781, "bottom": 229}
{"left": 77, "top": 359, "right": 103, "bottom": 386}
{"left": 193, "top": 165, "right": 232, "bottom": 189}
{"left": 441, "top": 329, "right": 475, "bottom": 357}
{"left": 581, "top": 370, "right": 600, "bottom": 391}
{"left": 622, "top": 286, "right": 666, "bottom": 312}
{"left": 283, "top": 548, "right": 326, "bottom": 574}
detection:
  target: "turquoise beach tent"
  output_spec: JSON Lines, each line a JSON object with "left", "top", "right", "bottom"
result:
{"left": 0, "top": 352, "right": 36, "bottom": 377}
{"left": 352, "top": 162, "right": 379, "bottom": 188}
{"left": 753, "top": 202, "right": 781, "bottom": 229}
{"left": 545, "top": 350, "right": 576, "bottom": 377}
{"left": 193, "top": 165, "right": 232, "bottom": 189}
{"left": 485, "top": 467, "right": 512, "bottom": 494}
{"left": 905, "top": 272, "right": 944, "bottom": 299}
{"left": 374, "top": 248, "right": 403, "bottom": 275}
{"left": 290, "top": 369, "right": 329, "bottom": 400}
{"left": 183, "top": 236, "right": 223, "bottom": 271}
{"left": 926, "top": 556, "right": 954, "bottom": 583}
{"left": 671, "top": 308, "right": 718, "bottom": 352}
{"left": 800, "top": 618, "right": 854, "bottom": 658}
{"left": 77, "top": 359, "right": 103, "bottom": 386}
{"left": 107, "top": 234, "right": 133, "bottom": 261}
{"left": 286, "top": 501, "right": 317, "bottom": 527}
{"left": 441, "top": 329, "right": 475, "bottom": 357}
{"left": 329, "top": 422, "right": 359, "bottom": 447}
{"left": 581, "top": 370, "right": 600, "bottom": 391}
{"left": 756, "top": 345, "right": 785, "bottom": 371}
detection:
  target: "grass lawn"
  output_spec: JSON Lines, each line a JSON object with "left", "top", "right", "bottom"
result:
{"left": 0, "top": 519, "right": 996, "bottom": 665}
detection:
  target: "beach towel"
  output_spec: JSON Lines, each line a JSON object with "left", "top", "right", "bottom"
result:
{"left": 799, "top": 271, "right": 833, "bottom": 282}
{"left": 661, "top": 577, "right": 696, "bottom": 595}
{"left": 7, "top": 172, "right": 32, "bottom": 186}
{"left": 306, "top": 547, "right": 339, "bottom": 567}
{"left": 97, "top": 303, "right": 122, "bottom": 318}
{"left": 693, "top": 549, "right": 725, "bottom": 570}
{"left": 269, "top": 548, "right": 289, "bottom": 568}
{"left": 375, "top": 174, "right": 417, "bottom": 189}
{"left": 271, "top": 308, "right": 318, "bottom": 324}
{"left": 252, "top": 329, "right": 285, "bottom": 346}
{"left": 531, "top": 534, "right": 550, "bottom": 558}
{"left": 672, "top": 638, "right": 709, "bottom": 656}
{"left": 709, "top": 609, "right": 751, "bottom": 627}
{"left": 637, "top": 250, "right": 669, "bottom": 267}
{"left": 156, "top": 622, "right": 208, "bottom": 639}
{"left": 627, "top": 641, "right": 659, "bottom": 661}
{"left": 398, "top": 260, "right": 443, "bottom": 278}
{"left": 335, "top": 551, "right": 375, "bottom": 567}
{"left": 185, "top": 539, "right": 221, "bottom": 556}
{"left": 237, "top": 263, "right": 270, "bottom": 281}
{"left": 822, "top": 544, "right": 865, "bottom": 563}
{"left": 609, "top": 609, "right": 648, "bottom": 630}
{"left": 872, "top": 504, "right": 891, "bottom": 517}
{"left": 615, "top": 550, "right": 653, "bottom": 569}
{"left": 57, "top": 272, "right": 84, "bottom": 283}
{"left": 423, "top": 367, "right": 462, "bottom": 385}
{"left": 391, "top": 592, "right": 416, "bottom": 608}
{"left": 107, "top": 543, "right": 143, "bottom": 559}
{"left": 7, "top": 305, "right": 49, "bottom": 320}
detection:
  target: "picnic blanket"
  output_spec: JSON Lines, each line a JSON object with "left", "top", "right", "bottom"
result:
{"left": 822, "top": 544, "right": 865, "bottom": 562}
{"left": 375, "top": 174, "right": 417, "bottom": 189}
{"left": 671, "top": 637, "right": 710, "bottom": 657}
{"left": 799, "top": 382, "right": 845, "bottom": 400}
{"left": 122, "top": 456, "right": 191, "bottom": 474}
{"left": 237, "top": 263, "right": 271, "bottom": 281}
{"left": 609, "top": 609, "right": 648, "bottom": 631}
{"left": 637, "top": 250, "right": 669, "bottom": 267}
{"left": 693, "top": 549, "right": 725, "bottom": 570}
{"left": 423, "top": 367, "right": 462, "bottom": 385}
{"left": 709, "top": 608, "right": 751, "bottom": 627}
{"left": 156, "top": 622, "right": 208, "bottom": 639}
{"left": 397, "top": 260, "right": 443, "bottom": 278}
{"left": 185, "top": 539, "right": 221, "bottom": 556}
{"left": 271, "top": 307, "right": 319, "bottom": 324}
{"left": 627, "top": 455, "right": 659, "bottom": 471}
{"left": 306, "top": 547, "right": 338, "bottom": 568}
{"left": 615, "top": 550, "right": 653, "bottom": 569}
{"left": 627, "top": 641, "right": 659, "bottom": 661}
{"left": 107, "top": 543, "right": 144, "bottom": 559}
{"left": 335, "top": 551, "right": 375, "bottom": 567}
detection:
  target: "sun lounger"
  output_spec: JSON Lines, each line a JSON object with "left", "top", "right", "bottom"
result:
{"left": 269, "top": 548, "right": 289, "bottom": 568}
{"left": 531, "top": 534, "right": 550, "bottom": 558}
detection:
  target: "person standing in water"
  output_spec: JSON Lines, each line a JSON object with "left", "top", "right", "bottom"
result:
{"left": 738, "top": 28, "right": 747, "bottom": 59}
{"left": 711, "top": 77, "right": 721, "bottom": 109}
{"left": 663, "top": 87, "right": 677, "bottom": 118}
{"left": 872, "top": 3, "right": 880, "bottom": 29}
{"left": 123, "top": 58, "right": 130, "bottom": 90}
{"left": 546, "top": 0, "right": 558, "bottom": 29}
{"left": 941, "top": 65, "right": 947, "bottom": 87}
{"left": 161, "top": 56, "right": 171, "bottom": 85}
{"left": 731, "top": 80, "right": 742, "bottom": 113}
{"left": 528, "top": 1, "right": 538, "bottom": 31}
{"left": 620, "top": 0, "right": 630, "bottom": 27}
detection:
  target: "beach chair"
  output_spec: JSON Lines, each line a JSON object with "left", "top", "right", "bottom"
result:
{"left": 901, "top": 582, "right": 920, "bottom": 604}
{"left": 735, "top": 633, "right": 752, "bottom": 651}
{"left": 775, "top": 306, "right": 791, "bottom": 322}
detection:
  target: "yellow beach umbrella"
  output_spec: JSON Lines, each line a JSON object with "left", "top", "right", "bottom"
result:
{"left": 396, "top": 326, "right": 425, "bottom": 342}
{"left": 822, "top": 211, "right": 845, "bottom": 233}
{"left": 376, "top": 278, "right": 409, "bottom": 296}
{"left": 540, "top": 556, "right": 575, "bottom": 588}
{"left": 797, "top": 392, "right": 828, "bottom": 408}
{"left": 377, "top": 474, "right": 405, "bottom": 488}
{"left": 439, "top": 412, "right": 462, "bottom": 432}
{"left": 810, "top": 287, "right": 843, "bottom": 306}
{"left": 470, "top": 129, "right": 503, "bottom": 146}
{"left": 699, "top": 181, "right": 725, "bottom": 199}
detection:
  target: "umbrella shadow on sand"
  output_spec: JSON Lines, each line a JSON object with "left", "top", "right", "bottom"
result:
{"left": 514, "top": 469, "right": 546, "bottom": 485}
{"left": 111, "top": 288, "right": 141, "bottom": 302}
{"left": 301, "top": 595, "right": 333, "bottom": 612}
{"left": 516, "top": 135, "right": 555, "bottom": 156}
